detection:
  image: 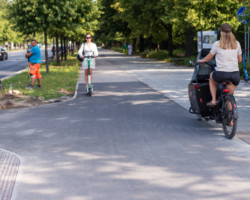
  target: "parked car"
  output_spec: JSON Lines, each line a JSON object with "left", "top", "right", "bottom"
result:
{"left": 0, "top": 47, "right": 8, "bottom": 61}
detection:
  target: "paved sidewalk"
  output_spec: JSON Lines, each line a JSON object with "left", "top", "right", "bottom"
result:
{"left": 1, "top": 48, "right": 250, "bottom": 200}
{"left": 102, "top": 49, "right": 250, "bottom": 134}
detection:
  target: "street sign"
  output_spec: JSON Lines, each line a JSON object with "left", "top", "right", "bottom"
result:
{"left": 197, "top": 31, "right": 217, "bottom": 52}
{"left": 237, "top": 6, "right": 249, "bottom": 24}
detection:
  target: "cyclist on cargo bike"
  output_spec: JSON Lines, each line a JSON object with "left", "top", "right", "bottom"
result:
{"left": 188, "top": 23, "right": 242, "bottom": 139}
{"left": 198, "top": 23, "right": 242, "bottom": 109}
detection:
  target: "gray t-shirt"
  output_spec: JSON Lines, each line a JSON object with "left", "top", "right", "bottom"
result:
{"left": 210, "top": 41, "right": 242, "bottom": 72}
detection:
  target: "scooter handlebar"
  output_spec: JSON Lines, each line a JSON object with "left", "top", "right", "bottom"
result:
{"left": 85, "top": 56, "right": 95, "bottom": 58}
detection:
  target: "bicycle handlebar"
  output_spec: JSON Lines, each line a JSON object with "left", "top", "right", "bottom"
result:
{"left": 189, "top": 60, "right": 214, "bottom": 67}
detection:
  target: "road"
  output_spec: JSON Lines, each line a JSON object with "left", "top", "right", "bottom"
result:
{"left": 0, "top": 48, "right": 52, "bottom": 79}
{"left": 1, "top": 49, "right": 250, "bottom": 200}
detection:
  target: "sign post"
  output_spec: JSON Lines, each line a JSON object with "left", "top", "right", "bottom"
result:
{"left": 237, "top": 6, "right": 249, "bottom": 64}
{"left": 248, "top": 25, "right": 249, "bottom": 64}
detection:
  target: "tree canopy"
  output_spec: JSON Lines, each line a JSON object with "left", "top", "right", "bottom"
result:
{"left": 96, "top": 0, "right": 245, "bottom": 57}
{"left": 7, "top": 0, "right": 100, "bottom": 70}
{"left": 0, "top": 0, "right": 24, "bottom": 45}
{"left": 2, "top": 0, "right": 248, "bottom": 58}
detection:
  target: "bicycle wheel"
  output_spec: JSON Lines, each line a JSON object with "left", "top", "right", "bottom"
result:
{"left": 222, "top": 95, "right": 238, "bottom": 139}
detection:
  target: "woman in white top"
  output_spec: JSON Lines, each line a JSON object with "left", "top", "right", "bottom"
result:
{"left": 78, "top": 33, "right": 98, "bottom": 87}
{"left": 198, "top": 23, "right": 242, "bottom": 107}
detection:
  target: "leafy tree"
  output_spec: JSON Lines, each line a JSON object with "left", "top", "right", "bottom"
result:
{"left": 0, "top": 0, "right": 24, "bottom": 47}
{"left": 95, "top": 0, "right": 130, "bottom": 48}
{"left": 172, "top": 0, "right": 241, "bottom": 57}
{"left": 8, "top": 0, "right": 52, "bottom": 71}
{"left": 109, "top": 0, "right": 176, "bottom": 54}
{"left": 97, "top": 0, "right": 243, "bottom": 57}
{"left": 8, "top": 0, "right": 100, "bottom": 70}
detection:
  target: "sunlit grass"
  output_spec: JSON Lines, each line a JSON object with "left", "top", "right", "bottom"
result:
{"left": 147, "top": 49, "right": 197, "bottom": 66}
{"left": 239, "top": 62, "right": 250, "bottom": 79}
{"left": 1, "top": 55, "right": 79, "bottom": 100}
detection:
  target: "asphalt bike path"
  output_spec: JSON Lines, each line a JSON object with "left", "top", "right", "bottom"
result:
{"left": 109, "top": 51, "right": 250, "bottom": 134}
{"left": 0, "top": 48, "right": 250, "bottom": 200}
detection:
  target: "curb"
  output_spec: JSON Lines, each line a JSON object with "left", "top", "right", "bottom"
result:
{"left": 1, "top": 69, "right": 28, "bottom": 81}
{"left": 0, "top": 148, "right": 21, "bottom": 200}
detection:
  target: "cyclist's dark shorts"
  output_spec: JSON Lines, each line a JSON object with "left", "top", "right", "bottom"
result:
{"left": 212, "top": 71, "right": 240, "bottom": 86}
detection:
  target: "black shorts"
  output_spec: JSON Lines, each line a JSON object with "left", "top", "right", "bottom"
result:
{"left": 212, "top": 71, "right": 240, "bottom": 86}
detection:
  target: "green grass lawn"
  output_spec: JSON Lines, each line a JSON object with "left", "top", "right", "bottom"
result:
{"left": 110, "top": 47, "right": 123, "bottom": 53}
{"left": 147, "top": 49, "right": 197, "bottom": 66}
{"left": 147, "top": 50, "right": 170, "bottom": 61}
{"left": 1, "top": 55, "right": 79, "bottom": 100}
{"left": 109, "top": 47, "right": 250, "bottom": 78}
{"left": 239, "top": 62, "right": 250, "bottom": 79}
{"left": 108, "top": 47, "right": 197, "bottom": 65}
{"left": 146, "top": 50, "right": 250, "bottom": 72}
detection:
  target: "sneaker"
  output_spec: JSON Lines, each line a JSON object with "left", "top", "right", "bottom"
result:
{"left": 37, "top": 84, "right": 42, "bottom": 88}
{"left": 26, "top": 85, "right": 34, "bottom": 90}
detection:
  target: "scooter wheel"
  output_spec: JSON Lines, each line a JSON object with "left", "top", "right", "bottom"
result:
{"left": 88, "top": 88, "right": 92, "bottom": 96}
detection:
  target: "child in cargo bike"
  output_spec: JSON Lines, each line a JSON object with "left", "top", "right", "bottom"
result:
{"left": 198, "top": 23, "right": 242, "bottom": 108}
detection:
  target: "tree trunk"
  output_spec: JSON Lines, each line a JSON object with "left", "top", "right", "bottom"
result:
{"left": 52, "top": 37, "right": 55, "bottom": 58}
{"left": 185, "top": 26, "right": 194, "bottom": 57}
{"left": 147, "top": 36, "right": 153, "bottom": 50}
{"left": 60, "top": 36, "right": 63, "bottom": 61}
{"left": 167, "top": 25, "right": 173, "bottom": 57}
{"left": 56, "top": 35, "right": 60, "bottom": 65}
{"left": 71, "top": 39, "right": 74, "bottom": 54}
{"left": 73, "top": 41, "right": 77, "bottom": 53}
{"left": 44, "top": 31, "right": 49, "bottom": 73}
{"left": 139, "top": 34, "right": 144, "bottom": 53}
{"left": 132, "top": 38, "right": 137, "bottom": 51}
{"left": 64, "top": 37, "right": 67, "bottom": 60}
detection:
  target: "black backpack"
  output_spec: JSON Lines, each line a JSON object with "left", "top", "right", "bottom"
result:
{"left": 77, "top": 43, "right": 85, "bottom": 61}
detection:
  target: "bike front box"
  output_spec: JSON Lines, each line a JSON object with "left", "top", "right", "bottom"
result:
{"left": 188, "top": 82, "right": 211, "bottom": 117}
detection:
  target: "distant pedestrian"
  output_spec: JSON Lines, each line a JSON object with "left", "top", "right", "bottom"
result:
{"left": 128, "top": 43, "right": 133, "bottom": 55}
{"left": 122, "top": 42, "right": 128, "bottom": 55}
{"left": 25, "top": 39, "right": 42, "bottom": 89}
{"left": 51, "top": 45, "right": 56, "bottom": 56}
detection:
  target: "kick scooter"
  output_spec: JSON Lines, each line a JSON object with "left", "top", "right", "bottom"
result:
{"left": 242, "top": 50, "right": 249, "bottom": 82}
{"left": 85, "top": 56, "right": 94, "bottom": 96}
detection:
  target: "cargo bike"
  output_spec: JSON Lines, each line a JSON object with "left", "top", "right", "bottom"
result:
{"left": 188, "top": 49, "right": 238, "bottom": 139}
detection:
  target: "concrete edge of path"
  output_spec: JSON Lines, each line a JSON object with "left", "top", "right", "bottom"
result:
{"left": 1, "top": 69, "right": 28, "bottom": 81}
{"left": 0, "top": 148, "right": 21, "bottom": 200}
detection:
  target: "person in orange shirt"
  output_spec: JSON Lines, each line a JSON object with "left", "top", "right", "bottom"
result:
{"left": 25, "top": 39, "right": 42, "bottom": 89}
